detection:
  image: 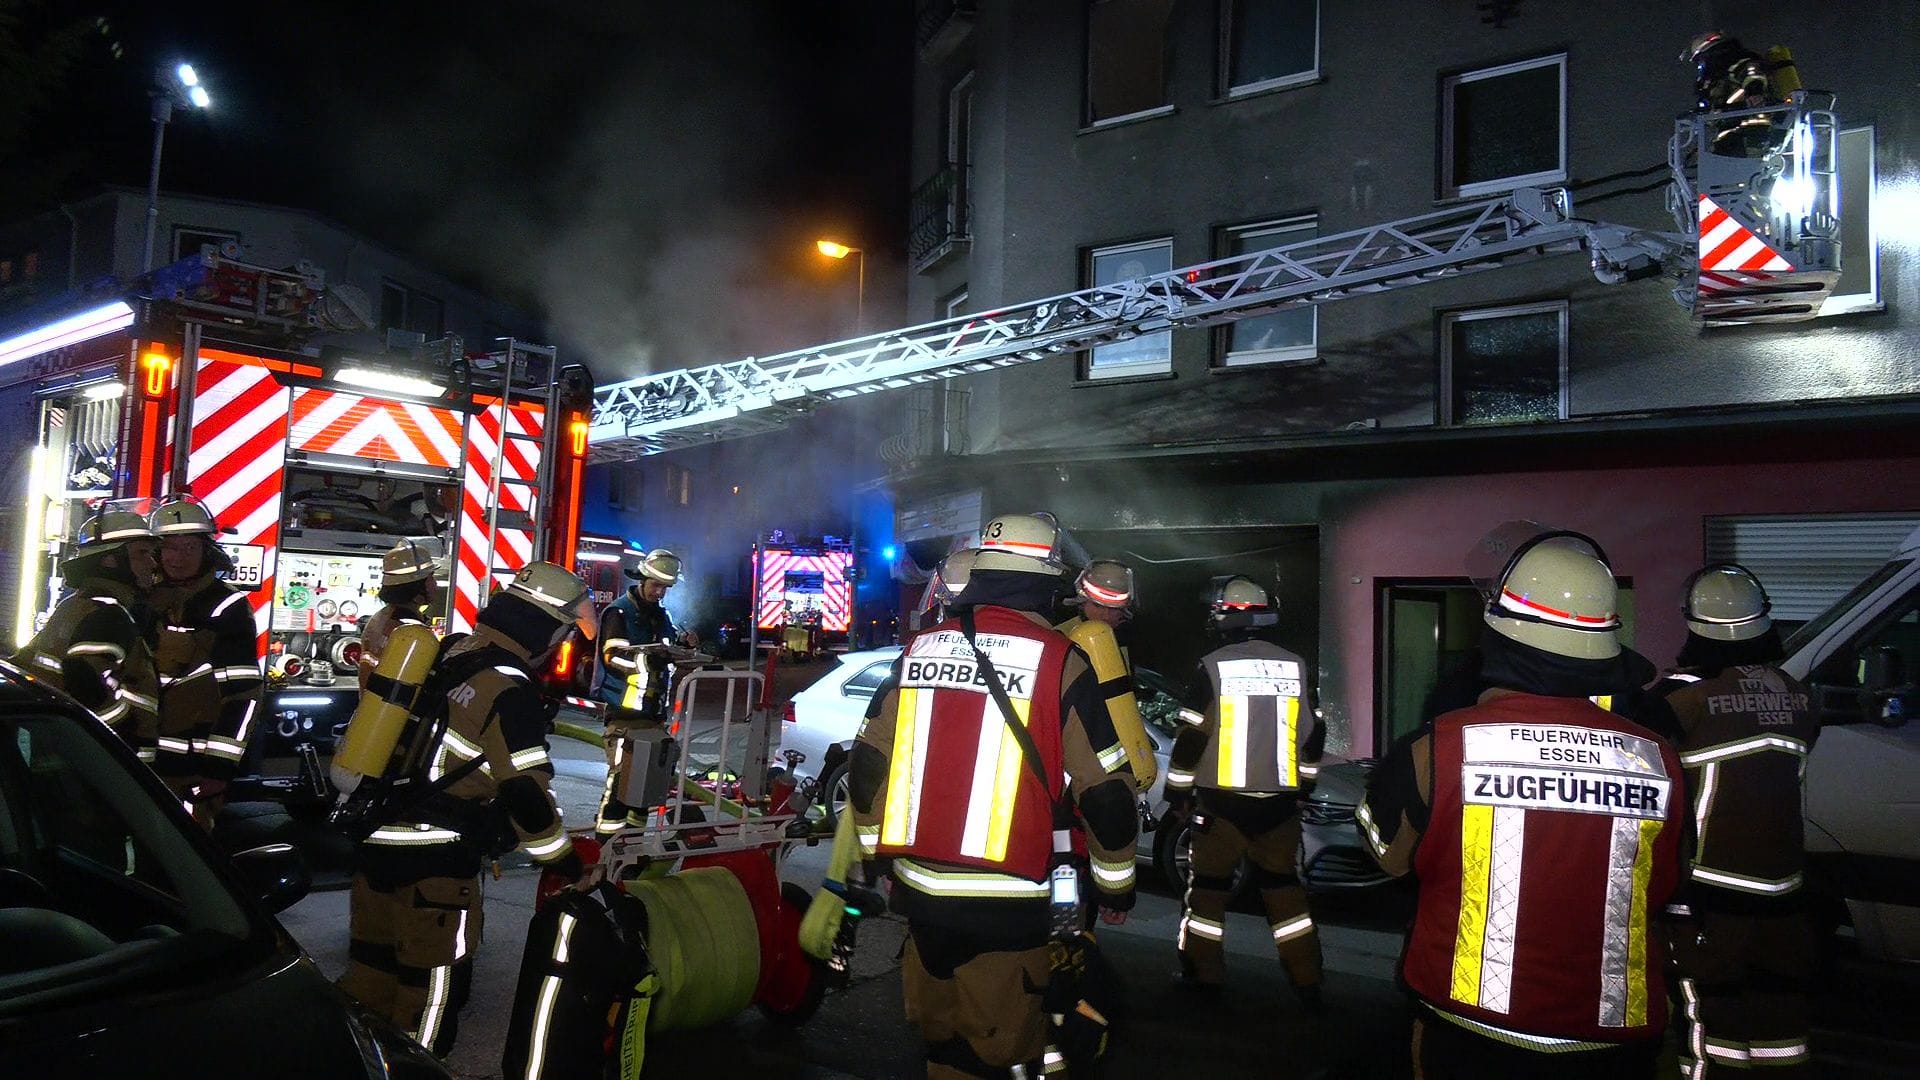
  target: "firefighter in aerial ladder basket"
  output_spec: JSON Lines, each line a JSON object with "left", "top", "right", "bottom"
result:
{"left": 593, "top": 547, "right": 685, "bottom": 836}
{"left": 1359, "top": 533, "right": 1685, "bottom": 1079}
{"left": 14, "top": 510, "right": 162, "bottom": 759}
{"left": 146, "top": 496, "right": 263, "bottom": 827}
{"left": 1685, "top": 31, "right": 1803, "bottom": 155}
{"left": 852, "top": 514, "right": 1138, "bottom": 1079}
{"left": 1643, "top": 566, "right": 1818, "bottom": 1076}
{"left": 1165, "top": 575, "right": 1325, "bottom": 1008}
{"left": 358, "top": 540, "right": 442, "bottom": 689}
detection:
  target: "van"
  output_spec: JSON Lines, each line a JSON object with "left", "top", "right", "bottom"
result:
{"left": 1782, "top": 525, "right": 1920, "bottom": 963}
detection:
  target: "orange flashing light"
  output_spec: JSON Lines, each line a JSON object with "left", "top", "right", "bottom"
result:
{"left": 568, "top": 413, "right": 588, "bottom": 456}
{"left": 554, "top": 639, "right": 575, "bottom": 677}
{"left": 140, "top": 348, "right": 173, "bottom": 398}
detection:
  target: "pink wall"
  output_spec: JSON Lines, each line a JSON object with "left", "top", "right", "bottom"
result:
{"left": 1325, "top": 456, "right": 1920, "bottom": 756}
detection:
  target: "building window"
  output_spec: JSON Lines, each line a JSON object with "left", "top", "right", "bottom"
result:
{"left": 1440, "top": 300, "right": 1567, "bottom": 426}
{"left": 1085, "top": 0, "right": 1175, "bottom": 125}
{"left": 608, "top": 466, "right": 640, "bottom": 510}
{"left": 1440, "top": 53, "right": 1567, "bottom": 199}
{"left": 1219, "top": 0, "right": 1318, "bottom": 96}
{"left": 172, "top": 226, "right": 238, "bottom": 262}
{"left": 942, "top": 286, "right": 970, "bottom": 319}
{"left": 1823, "top": 125, "right": 1881, "bottom": 315}
{"left": 1216, "top": 216, "right": 1318, "bottom": 367}
{"left": 22, "top": 252, "right": 38, "bottom": 280}
{"left": 380, "top": 280, "right": 445, "bottom": 338}
{"left": 665, "top": 463, "right": 692, "bottom": 507}
{"left": 1084, "top": 239, "right": 1174, "bottom": 380}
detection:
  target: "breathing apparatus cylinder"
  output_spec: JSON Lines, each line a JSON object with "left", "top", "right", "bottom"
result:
{"left": 330, "top": 622, "right": 438, "bottom": 794}
{"left": 1065, "top": 619, "right": 1159, "bottom": 789}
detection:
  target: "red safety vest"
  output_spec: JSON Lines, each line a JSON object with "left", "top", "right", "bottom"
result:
{"left": 874, "top": 607, "right": 1070, "bottom": 882}
{"left": 1404, "top": 693, "right": 1684, "bottom": 1045}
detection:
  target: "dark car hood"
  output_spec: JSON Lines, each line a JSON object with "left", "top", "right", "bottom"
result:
{"left": 5, "top": 951, "right": 378, "bottom": 1077}
{"left": 1308, "top": 760, "right": 1373, "bottom": 806}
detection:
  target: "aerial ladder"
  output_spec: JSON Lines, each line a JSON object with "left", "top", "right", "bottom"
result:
{"left": 589, "top": 93, "right": 1841, "bottom": 460}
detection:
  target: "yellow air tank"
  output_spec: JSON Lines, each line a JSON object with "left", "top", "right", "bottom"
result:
{"left": 1064, "top": 618, "right": 1159, "bottom": 790}
{"left": 329, "top": 622, "right": 438, "bottom": 794}
{"left": 1766, "top": 46, "right": 1802, "bottom": 97}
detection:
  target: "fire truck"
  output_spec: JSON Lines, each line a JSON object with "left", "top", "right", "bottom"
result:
{"left": 0, "top": 249, "right": 595, "bottom": 801}
{"left": 753, "top": 533, "right": 854, "bottom": 653}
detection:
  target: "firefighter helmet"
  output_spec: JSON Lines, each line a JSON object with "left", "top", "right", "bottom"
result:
{"left": 630, "top": 548, "right": 682, "bottom": 585}
{"left": 62, "top": 510, "right": 157, "bottom": 574}
{"left": 1212, "top": 576, "right": 1271, "bottom": 614}
{"left": 932, "top": 547, "right": 979, "bottom": 605}
{"left": 1683, "top": 564, "right": 1772, "bottom": 641}
{"left": 1074, "top": 559, "right": 1136, "bottom": 610}
{"left": 149, "top": 496, "right": 228, "bottom": 536}
{"left": 503, "top": 561, "right": 597, "bottom": 638}
{"left": 973, "top": 513, "right": 1066, "bottom": 575}
{"left": 380, "top": 539, "right": 439, "bottom": 588}
{"left": 1683, "top": 30, "right": 1727, "bottom": 62}
{"left": 1483, "top": 532, "right": 1621, "bottom": 660}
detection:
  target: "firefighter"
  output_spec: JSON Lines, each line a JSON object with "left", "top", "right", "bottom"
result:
{"left": 340, "top": 561, "right": 597, "bottom": 1058}
{"left": 850, "top": 513, "right": 1139, "bottom": 1079}
{"left": 146, "top": 496, "right": 263, "bottom": 826}
{"left": 1685, "top": 31, "right": 1789, "bottom": 154}
{"left": 1646, "top": 565, "right": 1818, "bottom": 1076}
{"left": 1058, "top": 558, "right": 1157, "bottom": 790}
{"left": 593, "top": 547, "right": 685, "bottom": 836}
{"left": 1358, "top": 533, "right": 1685, "bottom": 1079}
{"left": 1164, "top": 575, "right": 1324, "bottom": 1006}
{"left": 358, "top": 539, "right": 442, "bottom": 689}
{"left": 14, "top": 509, "right": 162, "bottom": 759}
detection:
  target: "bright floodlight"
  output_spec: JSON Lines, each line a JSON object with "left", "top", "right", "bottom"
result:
{"left": 188, "top": 85, "right": 211, "bottom": 109}
{"left": 176, "top": 64, "right": 198, "bottom": 87}
{"left": 815, "top": 239, "right": 855, "bottom": 260}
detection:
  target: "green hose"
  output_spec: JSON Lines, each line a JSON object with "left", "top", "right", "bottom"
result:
{"left": 625, "top": 867, "right": 761, "bottom": 1032}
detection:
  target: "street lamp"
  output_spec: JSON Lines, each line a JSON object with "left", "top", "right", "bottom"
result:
{"left": 143, "top": 63, "right": 213, "bottom": 273}
{"left": 814, "top": 238, "right": 865, "bottom": 334}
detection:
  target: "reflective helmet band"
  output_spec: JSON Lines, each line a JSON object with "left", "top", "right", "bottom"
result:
{"left": 1498, "top": 587, "right": 1617, "bottom": 627}
{"left": 982, "top": 538, "right": 1053, "bottom": 557}
{"left": 1081, "top": 580, "right": 1130, "bottom": 605}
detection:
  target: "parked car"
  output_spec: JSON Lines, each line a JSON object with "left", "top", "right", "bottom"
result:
{"left": 779, "top": 647, "right": 1391, "bottom": 894}
{"left": 0, "top": 662, "right": 450, "bottom": 1078}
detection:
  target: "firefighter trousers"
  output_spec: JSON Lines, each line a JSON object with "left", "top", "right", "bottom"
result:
{"left": 1669, "top": 907, "right": 1814, "bottom": 1076}
{"left": 1411, "top": 1011, "right": 1658, "bottom": 1079}
{"left": 903, "top": 924, "right": 1063, "bottom": 1078}
{"left": 1178, "top": 811, "right": 1321, "bottom": 989}
{"left": 596, "top": 709, "right": 661, "bottom": 837}
{"left": 339, "top": 870, "right": 483, "bottom": 1057}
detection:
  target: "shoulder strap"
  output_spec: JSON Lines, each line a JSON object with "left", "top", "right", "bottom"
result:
{"left": 957, "top": 608, "right": 1055, "bottom": 804}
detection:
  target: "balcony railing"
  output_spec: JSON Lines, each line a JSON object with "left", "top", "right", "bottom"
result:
{"left": 909, "top": 164, "right": 971, "bottom": 273}
{"left": 916, "top": 0, "right": 977, "bottom": 53}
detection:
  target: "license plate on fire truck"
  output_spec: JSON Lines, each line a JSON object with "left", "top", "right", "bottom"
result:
{"left": 218, "top": 544, "right": 268, "bottom": 590}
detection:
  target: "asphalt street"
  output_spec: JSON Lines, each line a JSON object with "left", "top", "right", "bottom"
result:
{"left": 272, "top": 659, "right": 1919, "bottom": 1079}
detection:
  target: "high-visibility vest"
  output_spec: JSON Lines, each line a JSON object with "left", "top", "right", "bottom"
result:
{"left": 1404, "top": 693, "right": 1683, "bottom": 1045}
{"left": 1662, "top": 665, "right": 1817, "bottom": 900}
{"left": 595, "top": 590, "right": 673, "bottom": 714}
{"left": 874, "top": 607, "right": 1070, "bottom": 882}
{"left": 1193, "top": 640, "right": 1310, "bottom": 793}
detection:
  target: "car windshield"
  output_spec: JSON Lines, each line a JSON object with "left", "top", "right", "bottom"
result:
{"left": 1782, "top": 558, "right": 1912, "bottom": 657}
{"left": 0, "top": 704, "right": 270, "bottom": 1015}
{"left": 1134, "top": 667, "right": 1187, "bottom": 739}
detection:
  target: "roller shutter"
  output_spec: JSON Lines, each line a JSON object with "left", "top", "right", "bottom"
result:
{"left": 1705, "top": 515, "right": 1920, "bottom": 621}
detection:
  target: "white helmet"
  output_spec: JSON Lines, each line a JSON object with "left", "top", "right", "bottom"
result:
{"left": 932, "top": 547, "right": 979, "bottom": 605}
{"left": 631, "top": 548, "right": 682, "bottom": 585}
{"left": 502, "top": 561, "right": 597, "bottom": 639}
{"left": 1683, "top": 564, "right": 1772, "bottom": 641}
{"left": 380, "top": 539, "right": 439, "bottom": 588}
{"left": 973, "top": 514, "right": 1066, "bottom": 576}
{"left": 1484, "top": 532, "right": 1621, "bottom": 660}
{"left": 1074, "top": 559, "right": 1136, "bottom": 611}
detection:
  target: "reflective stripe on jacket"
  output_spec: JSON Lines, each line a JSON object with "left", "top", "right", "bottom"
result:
{"left": 1658, "top": 665, "right": 1817, "bottom": 902}
{"left": 873, "top": 607, "right": 1071, "bottom": 883}
{"left": 1192, "top": 640, "right": 1311, "bottom": 793}
{"left": 1402, "top": 692, "right": 1684, "bottom": 1043}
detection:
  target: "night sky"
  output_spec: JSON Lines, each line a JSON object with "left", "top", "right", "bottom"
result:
{"left": 7, "top": 1, "right": 913, "bottom": 381}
